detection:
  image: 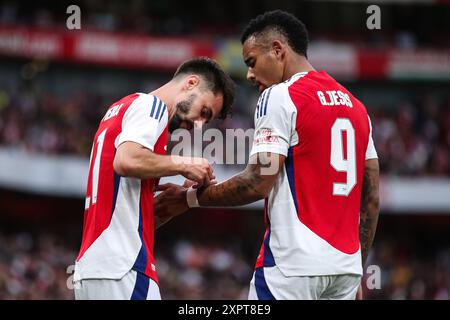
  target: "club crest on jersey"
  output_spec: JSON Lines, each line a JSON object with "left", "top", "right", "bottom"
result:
{"left": 254, "top": 128, "right": 279, "bottom": 145}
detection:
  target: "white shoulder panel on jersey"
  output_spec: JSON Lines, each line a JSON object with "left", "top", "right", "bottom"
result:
{"left": 116, "top": 93, "right": 168, "bottom": 151}
{"left": 250, "top": 73, "right": 308, "bottom": 157}
{"left": 365, "top": 115, "right": 378, "bottom": 160}
{"left": 284, "top": 71, "right": 309, "bottom": 86}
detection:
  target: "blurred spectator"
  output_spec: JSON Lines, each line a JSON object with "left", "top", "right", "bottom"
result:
{"left": 0, "top": 86, "right": 105, "bottom": 155}
{"left": 363, "top": 237, "right": 450, "bottom": 300}
{"left": 157, "top": 240, "right": 252, "bottom": 299}
{"left": 370, "top": 96, "right": 450, "bottom": 177}
{"left": 0, "top": 230, "right": 254, "bottom": 300}
{"left": 0, "top": 229, "right": 448, "bottom": 299}
{"left": 1, "top": 78, "right": 449, "bottom": 177}
{"left": 0, "top": 231, "right": 75, "bottom": 299}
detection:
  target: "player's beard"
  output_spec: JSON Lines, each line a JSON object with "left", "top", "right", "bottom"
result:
{"left": 168, "top": 94, "right": 196, "bottom": 133}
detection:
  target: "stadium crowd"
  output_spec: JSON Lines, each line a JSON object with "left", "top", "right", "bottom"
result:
{"left": 0, "top": 82, "right": 449, "bottom": 176}
{"left": 363, "top": 236, "right": 450, "bottom": 300}
{"left": 0, "top": 0, "right": 448, "bottom": 303}
{"left": 0, "top": 229, "right": 253, "bottom": 300}
{"left": 0, "top": 229, "right": 448, "bottom": 300}
{"left": 370, "top": 96, "right": 450, "bottom": 176}
{"left": 1, "top": 1, "right": 447, "bottom": 49}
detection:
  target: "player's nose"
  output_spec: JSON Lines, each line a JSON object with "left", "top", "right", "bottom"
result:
{"left": 246, "top": 69, "right": 256, "bottom": 83}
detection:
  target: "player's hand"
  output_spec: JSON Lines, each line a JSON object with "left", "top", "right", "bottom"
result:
{"left": 182, "top": 178, "right": 217, "bottom": 189}
{"left": 154, "top": 183, "right": 189, "bottom": 219}
{"left": 182, "top": 179, "right": 197, "bottom": 188}
{"left": 355, "top": 284, "right": 363, "bottom": 300}
{"left": 179, "top": 157, "right": 215, "bottom": 186}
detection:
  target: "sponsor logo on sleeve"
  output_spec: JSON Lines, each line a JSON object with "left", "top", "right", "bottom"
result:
{"left": 254, "top": 128, "right": 279, "bottom": 145}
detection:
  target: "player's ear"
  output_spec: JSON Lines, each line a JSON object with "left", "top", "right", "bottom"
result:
{"left": 185, "top": 75, "right": 200, "bottom": 91}
{"left": 272, "top": 40, "right": 285, "bottom": 60}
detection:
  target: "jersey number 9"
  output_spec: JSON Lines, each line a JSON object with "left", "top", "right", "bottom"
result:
{"left": 330, "top": 118, "right": 356, "bottom": 196}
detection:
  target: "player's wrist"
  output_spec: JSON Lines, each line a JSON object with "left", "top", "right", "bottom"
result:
{"left": 186, "top": 187, "right": 200, "bottom": 208}
{"left": 172, "top": 155, "right": 188, "bottom": 176}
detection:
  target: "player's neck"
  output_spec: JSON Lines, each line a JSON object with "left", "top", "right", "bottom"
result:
{"left": 283, "top": 55, "right": 315, "bottom": 81}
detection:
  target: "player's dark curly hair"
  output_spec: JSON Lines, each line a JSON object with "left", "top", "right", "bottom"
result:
{"left": 173, "top": 57, "right": 235, "bottom": 120}
{"left": 241, "top": 10, "right": 309, "bottom": 58}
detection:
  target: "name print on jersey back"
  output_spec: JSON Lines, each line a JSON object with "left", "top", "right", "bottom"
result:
{"left": 317, "top": 90, "right": 353, "bottom": 108}
{"left": 102, "top": 103, "right": 124, "bottom": 121}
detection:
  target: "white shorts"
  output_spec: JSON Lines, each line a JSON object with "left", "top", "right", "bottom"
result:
{"left": 74, "top": 270, "right": 161, "bottom": 300}
{"left": 248, "top": 266, "right": 360, "bottom": 300}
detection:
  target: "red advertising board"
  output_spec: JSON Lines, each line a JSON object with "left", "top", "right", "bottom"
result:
{"left": 0, "top": 24, "right": 449, "bottom": 79}
{"left": 0, "top": 24, "right": 215, "bottom": 70}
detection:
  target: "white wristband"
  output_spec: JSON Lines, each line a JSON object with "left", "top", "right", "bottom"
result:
{"left": 186, "top": 187, "right": 200, "bottom": 208}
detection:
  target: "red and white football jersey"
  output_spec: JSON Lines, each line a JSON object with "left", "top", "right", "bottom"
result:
{"left": 251, "top": 71, "right": 377, "bottom": 276}
{"left": 74, "top": 93, "right": 168, "bottom": 283}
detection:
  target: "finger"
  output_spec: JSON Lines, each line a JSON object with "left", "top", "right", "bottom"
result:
{"left": 182, "top": 179, "right": 196, "bottom": 188}
{"left": 153, "top": 204, "right": 165, "bottom": 215}
{"left": 154, "top": 193, "right": 168, "bottom": 204}
{"left": 190, "top": 176, "right": 203, "bottom": 186}
{"left": 154, "top": 183, "right": 171, "bottom": 192}
{"left": 154, "top": 183, "right": 178, "bottom": 192}
{"left": 203, "top": 179, "right": 217, "bottom": 187}
{"left": 206, "top": 165, "right": 214, "bottom": 181}
{"left": 203, "top": 172, "right": 210, "bottom": 187}
{"left": 190, "top": 171, "right": 205, "bottom": 186}
{"left": 154, "top": 201, "right": 170, "bottom": 213}
{"left": 202, "top": 168, "right": 212, "bottom": 185}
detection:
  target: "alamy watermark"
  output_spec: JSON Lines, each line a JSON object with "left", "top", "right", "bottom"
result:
{"left": 66, "top": 264, "right": 80, "bottom": 290}
{"left": 365, "top": 264, "right": 381, "bottom": 290}
{"left": 168, "top": 127, "right": 281, "bottom": 175}
{"left": 170, "top": 128, "right": 253, "bottom": 165}
{"left": 366, "top": 5, "right": 381, "bottom": 30}
{"left": 66, "top": 5, "right": 81, "bottom": 30}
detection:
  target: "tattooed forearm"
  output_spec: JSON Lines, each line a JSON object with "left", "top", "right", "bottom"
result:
{"left": 198, "top": 165, "right": 266, "bottom": 206}
{"left": 360, "top": 159, "right": 380, "bottom": 266}
{"left": 197, "top": 153, "right": 284, "bottom": 207}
